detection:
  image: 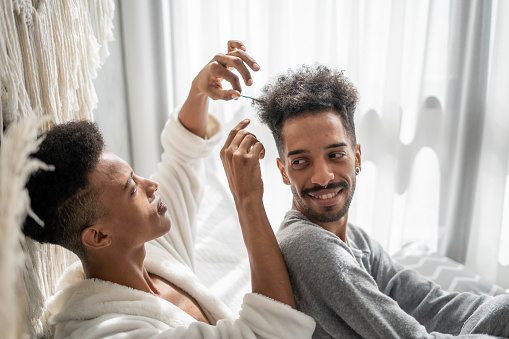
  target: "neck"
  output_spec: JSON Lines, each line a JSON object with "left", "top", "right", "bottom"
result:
{"left": 292, "top": 201, "right": 349, "bottom": 243}
{"left": 83, "top": 244, "right": 158, "bottom": 295}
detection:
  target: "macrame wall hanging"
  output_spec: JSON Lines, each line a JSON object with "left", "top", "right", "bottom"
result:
{"left": 0, "top": 0, "right": 114, "bottom": 337}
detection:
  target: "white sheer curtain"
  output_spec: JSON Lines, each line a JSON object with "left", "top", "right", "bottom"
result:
{"left": 110, "top": 0, "right": 509, "bottom": 288}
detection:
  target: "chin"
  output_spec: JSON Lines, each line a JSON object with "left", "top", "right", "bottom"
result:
{"left": 301, "top": 200, "right": 347, "bottom": 223}
{"left": 157, "top": 224, "right": 171, "bottom": 237}
{"left": 151, "top": 221, "right": 171, "bottom": 240}
{"left": 161, "top": 222, "right": 171, "bottom": 235}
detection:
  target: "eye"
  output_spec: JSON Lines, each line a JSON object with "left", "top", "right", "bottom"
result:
{"left": 291, "top": 158, "right": 309, "bottom": 169}
{"left": 131, "top": 180, "right": 138, "bottom": 196}
{"left": 330, "top": 152, "right": 346, "bottom": 160}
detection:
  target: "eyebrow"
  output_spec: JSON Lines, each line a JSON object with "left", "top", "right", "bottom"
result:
{"left": 326, "top": 142, "right": 348, "bottom": 149}
{"left": 287, "top": 142, "right": 348, "bottom": 157}
{"left": 124, "top": 171, "right": 133, "bottom": 190}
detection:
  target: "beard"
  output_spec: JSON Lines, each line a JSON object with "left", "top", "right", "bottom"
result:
{"left": 292, "top": 178, "right": 356, "bottom": 224}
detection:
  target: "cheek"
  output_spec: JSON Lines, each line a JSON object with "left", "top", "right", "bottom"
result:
{"left": 290, "top": 181, "right": 305, "bottom": 198}
{"left": 118, "top": 201, "right": 151, "bottom": 227}
{"left": 286, "top": 170, "right": 304, "bottom": 187}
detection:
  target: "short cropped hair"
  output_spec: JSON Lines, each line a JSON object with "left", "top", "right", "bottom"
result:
{"left": 254, "top": 64, "right": 359, "bottom": 157}
{"left": 23, "top": 121, "right": 106, "bottom": 260}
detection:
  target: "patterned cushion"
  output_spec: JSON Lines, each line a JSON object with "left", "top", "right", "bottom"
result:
{"left": 392, "top": 242, "right": 507, "bottom": 296}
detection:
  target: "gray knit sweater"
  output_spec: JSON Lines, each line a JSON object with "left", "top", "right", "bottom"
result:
{"left": 277, "top": 210, "right": 509, "bottom": 339}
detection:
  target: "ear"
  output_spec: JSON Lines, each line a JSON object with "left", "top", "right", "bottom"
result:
{"left": 81, "top": 223, "right": 112, "bottom": 249}
{"left": 277, "top": 158, "right": 291, "bottom": 185}
{"left": 355, "top": 144, "right": 362, "bottom": 171}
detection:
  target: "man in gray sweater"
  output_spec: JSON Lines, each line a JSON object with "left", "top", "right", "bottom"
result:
{"left": 251, "top": 64, "right": 509, "bottom": 338}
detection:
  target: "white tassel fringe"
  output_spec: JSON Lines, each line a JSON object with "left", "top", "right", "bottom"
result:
{"left": 0, "top": 0, "right": 115, "bottom": 337}
{"left": 0, "top": 117, "right": 52, "bottom": 339}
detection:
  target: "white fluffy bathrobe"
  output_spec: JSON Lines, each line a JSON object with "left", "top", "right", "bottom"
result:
{"left": 45, "top": 112, "right": 316, "bottom": 338}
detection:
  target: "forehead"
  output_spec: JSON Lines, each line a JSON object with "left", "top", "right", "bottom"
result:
{"left": 89, "top": 150, "right": 131, "bottom": 187}
{"left": 281, "top": 110, "right": 349, "bottom": 154}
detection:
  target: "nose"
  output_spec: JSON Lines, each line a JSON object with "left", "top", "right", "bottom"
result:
{"left": 311, "top": 159, "right": 334, "bottom": 187}
{"left": 141, "top": 177, "right": 158, "bottom": 197}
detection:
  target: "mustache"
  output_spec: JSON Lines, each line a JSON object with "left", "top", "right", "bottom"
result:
{"left": 302, "top": 181, "right": 349, "bottom": 196}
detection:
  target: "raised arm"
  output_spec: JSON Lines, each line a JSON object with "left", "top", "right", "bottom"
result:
{"left": 151, "top": 41, "right": 260, "bottom": 267}
{"left": 179, "top": 40, "right": 259, "bottom": 138}
{"left": 220, "top": 121, "right": 296, "bottom": 309}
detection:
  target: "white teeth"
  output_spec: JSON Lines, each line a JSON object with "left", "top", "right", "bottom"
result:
{"left": 311, "top": 192, "right": 338, "bottom": 200}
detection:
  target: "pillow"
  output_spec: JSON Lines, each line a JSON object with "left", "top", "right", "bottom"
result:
{"left": 392, "top": 242, "right": 507, "bottom": 296}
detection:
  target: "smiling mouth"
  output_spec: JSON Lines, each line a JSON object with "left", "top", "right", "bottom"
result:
{"left": 308, "top": 187, "right": 343, "bottom": 200}
{"left": 309, "top": 190, "right": 340, "bottom": 200}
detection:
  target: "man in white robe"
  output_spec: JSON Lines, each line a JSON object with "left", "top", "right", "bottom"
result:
{"left": 23, "top": 41, "right": 315, "bottom": 338}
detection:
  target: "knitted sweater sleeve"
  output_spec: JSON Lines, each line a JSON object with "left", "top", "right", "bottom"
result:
{"left": 279, "top": 221, "right": 430, "bottom": 339}
{"left": 363, "top": 227, "right": 506, "bottom": 335}
{"left": 278, "top": 219, "right": 503, "bottom": 339}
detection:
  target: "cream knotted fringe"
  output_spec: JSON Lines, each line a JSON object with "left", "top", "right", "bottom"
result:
{"left": 0, "top": 0, "right": 114, "bottom": 132}
{"left": 0, "top": 0, "right": 114, "bottom": 337}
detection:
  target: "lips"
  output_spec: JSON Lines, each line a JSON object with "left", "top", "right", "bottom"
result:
{"left": 303, "top": 181, "right": 348, "bottom": 195}
{"left": 308, "top": 188, "right": 343, "bottom": 206}
{"left": 303, "top": 182, "right": 348, "bottom": 208}
{"left": 157, "top": 196, "right": 168, "bottom": 214}
{"left": 309, "top": 189, "right": 341, "bottom": 200}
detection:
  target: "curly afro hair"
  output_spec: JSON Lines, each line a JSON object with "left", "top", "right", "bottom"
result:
{"left": 254, "top": 64, "right": 359, "bottom": 157}
{"left": 23, "top": 121, "right": 106, "bottom": 260}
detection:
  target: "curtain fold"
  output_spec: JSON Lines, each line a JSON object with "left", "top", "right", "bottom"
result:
{"left": 466, "top": 0, "right": 509, "bottom": 285}
{"left": 111, "top": 0, "right": 509, "bottom": 288}
{"left": 120, "top": 0, "right": 172, "bottom": 177}
{"left": 441, "top": 0, "right": 492, "bottom": 263}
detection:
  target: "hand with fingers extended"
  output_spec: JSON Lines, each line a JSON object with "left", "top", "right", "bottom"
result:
{"left": 192, "top": 40, "right": 260, "bottom": 101}
{"left": 220, "top": 119, "right": 265, "bottom": 205}
{"left": 180, "top": 40, "right": 259, "bottom": 138}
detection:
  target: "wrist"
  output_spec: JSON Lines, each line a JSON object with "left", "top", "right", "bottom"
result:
{"left": 179, "top": 83, "right": 209, "bottom": 138}
{"left": 234, "top": 193, "right": 264, "bottom": 212}
{"left": 187, "top": 83, "right": 209, "bottom": 104}
{"left": 235, "top": 195, "right": 270, "bottom": 233}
